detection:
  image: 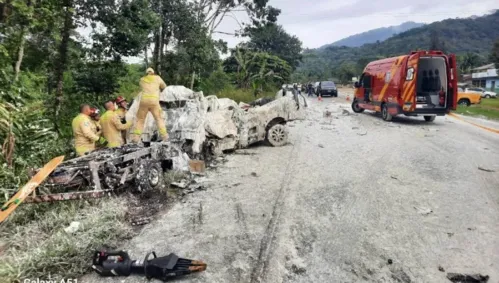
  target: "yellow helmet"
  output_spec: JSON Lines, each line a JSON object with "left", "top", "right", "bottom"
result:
{"left": 146, "top": 67, "right": 154, "bottom": 74}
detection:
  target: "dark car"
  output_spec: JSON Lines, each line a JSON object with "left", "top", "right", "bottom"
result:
{"left": 317, "top": 81, "right": 338, "bottom": 97}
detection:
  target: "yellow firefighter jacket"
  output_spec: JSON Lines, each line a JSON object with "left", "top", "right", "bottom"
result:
{"left": 92, "top": 120, "right": 102, "bottom": 136}
{"left": 115, "top": 107, "right": 127, "bottom": 119}
{"left": 100, "top": 110, "right": 132, "bottom": 148}
{"left": 139, "top": 74, "right": 166, "bottom": 100}
{"left": 72, "top": 113, "right": 100, "bottom": 156}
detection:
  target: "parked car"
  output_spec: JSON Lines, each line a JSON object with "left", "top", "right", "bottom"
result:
{"left": 465, "top": 87, "right": 497, "bottom": 98}
{"left": 457, "top": 88, "right": 482, "bottom": 106}
{"left": 317, "top": 81, "right": 338, "bottom": 97}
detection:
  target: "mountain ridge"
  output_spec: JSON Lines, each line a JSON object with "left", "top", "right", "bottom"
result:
{"left": 321, "top": 21, "right": 425, "bottom": 48}
{"left": 295, "top": 11, "right": 499, "bottom": 81}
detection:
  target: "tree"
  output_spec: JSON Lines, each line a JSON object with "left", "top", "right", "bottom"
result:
{"left": 490, "top": 39, "right": 499, "bottom": 69}
{"left": 458, "top": 52, "right": 484, "bottom": 74}
{"left": 244, "top": 23, "right": 302, "bottom": 70}
{"left": 192, "top": 0, "right": 278, "bottom": 35}
{"left": 223, "top": 48, "right": 290, "bottom": 89}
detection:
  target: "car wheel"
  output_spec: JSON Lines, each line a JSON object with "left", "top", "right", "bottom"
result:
{"left": 458, "top": 99, "right": 471, "bottom": 107}
{"left": 424, "top": 116, "right": 436, "bottom": 122}
{"left": 485, "top": 94, "right": 491, "bottom": 98}
{"left": 266, "top": 124, "right": 288, "bottom": 147}
{"left": 381, "top": 104, "right": 393, "bottom": 121}
{"left": 135, "top": 161, "right": 165, "bottom": 193}
{"left": 351, "top": 100, "right": 365, "bottom": 113}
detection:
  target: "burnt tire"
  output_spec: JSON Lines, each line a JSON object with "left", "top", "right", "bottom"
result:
{"left": 424, "top": 116, "right": 436, "bottom": 122}
{"left": 458, "top": 99, "right": 471, "bottom": 107}
{"left": 266, "top": 124, "right": 288, "bottom": 147}
{"left": 135, "top": 161, "right": 165, "bottom": 193}
{"left": 381, "top": 104, "right": 393, "bottom": 121}
{"left": 352, "top": 100, "right": 365, "bottom": 113}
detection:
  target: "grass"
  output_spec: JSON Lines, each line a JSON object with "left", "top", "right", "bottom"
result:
{"left": 455, "top": 98, "right": 499, "bottom": 120}
{"left": 0, "top": 199, "right": 134, "bottom": 282}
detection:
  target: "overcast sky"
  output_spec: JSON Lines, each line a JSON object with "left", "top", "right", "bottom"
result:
{"left": 213, "top": 0, "right": 499, "bottom": 49}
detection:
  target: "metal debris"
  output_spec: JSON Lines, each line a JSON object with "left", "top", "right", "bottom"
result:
{"left": 438, "top": 266, "right": 445, "bottom": 272}
{"left": 171, "top": 182, "right": 188, "bottom": 189}
{"left": 446, "top": 273, "right": 489, "bottom": 283}
{"left": 414, "top": 206, "right": 433, "bottom": 216}
{"left": 478, "top": 167, "right": 495, "bottom": 173}
{"left": 318, "top": 144, "right": 324, "bottom": 148}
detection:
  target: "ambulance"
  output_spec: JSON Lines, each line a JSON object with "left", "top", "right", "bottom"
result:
{"left": 352, "top": 50, "right": 458, "bottom": 122}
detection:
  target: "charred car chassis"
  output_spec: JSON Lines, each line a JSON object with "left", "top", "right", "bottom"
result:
{"left": 26, "top": 143, "right": 185, "bottom": 203}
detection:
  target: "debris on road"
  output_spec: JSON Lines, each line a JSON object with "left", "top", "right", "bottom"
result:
{"left": 171, "top": 182, "right": 188, "bottom": 189}
{"left": 390, "top": 176, "right": 398, "bottom": 180}
{"left": 477, "top": 167, "right": 495, "bottom": 173}
{"left": 318, "top": 144, "right": 324, "bottom": 148}
{"left": 324, "top": 110, "right": 332, "bottom": 117}
{"left": 387, "top": 259, "right": 393, "bottom": 265}
{"left": 352, "top": 127, "right": 359, "bottom": 130}
{"left": 439, "top": 266, "right": 445, "bottom": 272}
{"left": 92, "top": 249, "right": 207, "bottom": 280}
{"left": 357, "top": 132, "right": 367, "bottom": 136}
{"left": 189, "top": 160, "right": 206, "bottom": 174}
{"left": 342, "top": 109, "right": 350, "bottom": 116}
{"left": 414, "top": 206, "right": 433, "bottom": 216}
{"left": 251, "top": 172, "right": 258, "bottom": 177}
{"left": 446, "top": 273, "right": 489, "bottom": 282}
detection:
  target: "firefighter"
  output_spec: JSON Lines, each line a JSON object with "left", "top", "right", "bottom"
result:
{"left": 72, "top": 104, "right": 106, "bottom": 156}
{"left": 115, "top": 96, "right": 128, "bottom": 120}
{"left": 131, "top": 68, "right": 168, "bottom": 143}
{"left": 89, "top": 107, "right": 102, "bottom": 137}
{"left": 100, "top": 100, "right": 132, "bottom": 148}
{"left": 115, "top": 96, "right": 128, "bottom": 143}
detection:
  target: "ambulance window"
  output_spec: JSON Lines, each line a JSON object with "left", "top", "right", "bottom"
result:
{"left": 406, "top": 67, "right": 415, "bottom": 81}
{"left": 363, "top": 75, "right": 372, "bottom": 88}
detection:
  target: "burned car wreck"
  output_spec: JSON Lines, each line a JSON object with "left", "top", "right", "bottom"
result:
{"left": 26, "top": 142, "right": 188, "bottom": 203}
{"left": 126, "top": 86, "right": 307, "bottom": 158}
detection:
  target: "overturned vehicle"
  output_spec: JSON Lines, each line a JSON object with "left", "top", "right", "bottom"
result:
{"left": 126, "top": 86, "right": 307, "bottom": 158}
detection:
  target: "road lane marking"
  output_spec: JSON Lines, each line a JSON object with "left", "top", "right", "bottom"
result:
{"left": 448, "top": 113, "right": 499, "bottom": 134}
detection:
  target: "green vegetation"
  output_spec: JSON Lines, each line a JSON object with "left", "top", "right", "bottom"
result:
{"left": 294, "top": 11, "right": 499, "bottom": 83}
{"left": 0, "top": 199, "right": 134, "bottom": 281}
{"left": 455, "top": 99, "right": 499, "bottom": 120}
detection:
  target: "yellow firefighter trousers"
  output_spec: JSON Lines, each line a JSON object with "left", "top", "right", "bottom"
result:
{"left": 131, "top": 96, "right": 168, "bottom": 142}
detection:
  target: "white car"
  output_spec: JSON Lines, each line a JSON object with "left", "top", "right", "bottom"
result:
{"left": 466, "top": 87, "right": 497, "bottom": 98}
{"left": 127, "top": 86, "right": 307, "bottom": 158}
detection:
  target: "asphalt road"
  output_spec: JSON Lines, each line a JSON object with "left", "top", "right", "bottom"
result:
{"left": 83, "top": 90, "right": 499, "bottom": 283}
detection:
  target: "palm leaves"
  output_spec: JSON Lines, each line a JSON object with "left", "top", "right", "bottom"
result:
{"left": 231, "top": 47, "right": 291, "bottom": 89}
{"left": 0, "top": 73, "right": 55, "bottom": 168}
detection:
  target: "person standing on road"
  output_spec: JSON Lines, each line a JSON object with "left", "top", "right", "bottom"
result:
{"left": 72, "top": 104, "right": 106, "bottom": 156}
{"left": 131, "top": 68, "right": 168, "bottom": 143}
{"left": 307, "top": 82, "right": 314, "bottom": 97}
{"left": 100, "top": 100, "right": 132, "bottom": 148}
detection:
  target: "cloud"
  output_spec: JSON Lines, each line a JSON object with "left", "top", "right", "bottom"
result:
{"left": 213, "top": 0, "right": 498, "bottom": 49}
